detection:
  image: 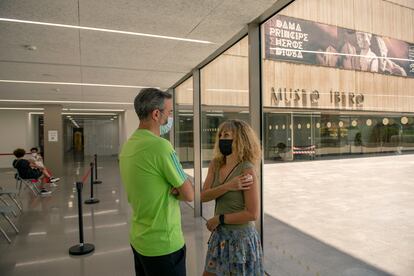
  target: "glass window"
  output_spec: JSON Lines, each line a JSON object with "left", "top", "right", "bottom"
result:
{"left": 174, "top": 77, "right": 194, "bottom": 207}
{"left": 200, "top": 36, "right": 249, "bottom": 219}
{"left": 261, "top": 0, "right": 414, "bottom": 275}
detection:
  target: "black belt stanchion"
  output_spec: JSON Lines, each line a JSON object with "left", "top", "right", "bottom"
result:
{"left": 85, "top": 162, "right": 99, "bottom": 204}
{"left": 69, "top": 181, "right": 95, "bottom": 256}
{"left": 93, "top": 154, "right": 102, "bottom": 184}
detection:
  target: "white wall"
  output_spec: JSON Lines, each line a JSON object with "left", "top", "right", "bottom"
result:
{"left": 0, "top": 111, "right": 37, "bottom": 168}
{"left": 83, "top": 119, "right": 119, "bottom": 156}
{"left": 119, "top": 108, "right": 139, "bottom": 148}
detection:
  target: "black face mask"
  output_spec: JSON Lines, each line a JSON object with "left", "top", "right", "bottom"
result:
{"left": 219, "top": 139, "right": 233, "bottom": 156}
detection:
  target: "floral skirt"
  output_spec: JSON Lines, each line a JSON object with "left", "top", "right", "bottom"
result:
{"left": 204, "top": 225, "right": 264, "bottom": 276}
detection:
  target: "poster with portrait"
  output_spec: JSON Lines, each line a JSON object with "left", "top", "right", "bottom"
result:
{"left": 264, "top": 14, "right": 414, "bottom": 78}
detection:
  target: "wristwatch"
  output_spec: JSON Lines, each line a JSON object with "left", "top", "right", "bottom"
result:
{"left": 219, "top": 214, "right": 225, "bottom": 225}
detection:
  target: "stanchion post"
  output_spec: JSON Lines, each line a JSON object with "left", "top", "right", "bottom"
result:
{"left": 85, "top": 162, "right": 99, "bottom": 204}
{"left": 93, "top": 154, "right": 102, "bottom": 184}
{"left": 69, "top": 181, "right": 95, "bottom": 256}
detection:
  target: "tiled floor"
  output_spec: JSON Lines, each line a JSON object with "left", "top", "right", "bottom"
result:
{"left": 1, "top": 154, "right": 413, "bottom": 276}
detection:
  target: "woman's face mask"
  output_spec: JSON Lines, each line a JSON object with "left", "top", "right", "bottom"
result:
{"left": 160, "top": 116, "right": 173, "bottom": 136}
{"left": 31, "top": 153, "right": 37, "bottom": 157}
{"left": 219, "top": 139, "right": 233, "bottom": 156}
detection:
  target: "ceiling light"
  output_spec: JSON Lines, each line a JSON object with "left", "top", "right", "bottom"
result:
{"left": 0, "top": 99, "right": 132, "bottom": 105}
{"left": 30, "top": 112, "right": 118, "bottom": 116}
{"left": 0, "top": 107, "right": 44, "bottom": 110}
{"left": 0, "top": 18, "right": 214, "bottom": 44}
{"left": 206, "top": 88, "right": 248, "bottom": 93}
{"left": 0, "top": 79, "right": 153, "bottom": 89}
{"left": 63, "top": 112, "right": 117, "bottom": 115}
{"left": 62, "top": 108, "right": 125, "bottom": 112}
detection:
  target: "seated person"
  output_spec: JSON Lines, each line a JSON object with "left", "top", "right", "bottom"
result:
{"left": 12, "top": 148, "right": 55, "bottom": 195}
{"left": 30, "top": 147, "right": 60, "bottom": 183}
{"left": 30, "top": 147, "right": 45, "bottom": 168}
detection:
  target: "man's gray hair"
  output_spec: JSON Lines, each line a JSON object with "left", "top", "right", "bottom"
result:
{"left": 134, "top": 88, "right": 172, "bottom": 120}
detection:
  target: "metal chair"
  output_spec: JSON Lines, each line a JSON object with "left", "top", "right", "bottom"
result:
{"left": 15, "top": 173, "right": 41, "bottom": 196}
{"left": 0, "top": 187, "right": 22, "bottom": 214}
{"left": 0, "top": 206, "right": 19, "bottom": 243}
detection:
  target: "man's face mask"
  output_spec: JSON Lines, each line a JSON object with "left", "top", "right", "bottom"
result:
{"left": 160, "top": 116, "right": 173, "bottom": 136}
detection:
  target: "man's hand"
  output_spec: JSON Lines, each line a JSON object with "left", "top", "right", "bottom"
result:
{"left": 171, "top": 188, "right": 179, "bottom": 196}
{"left": 206, "top": 215, "right": 219, "bottom": 232}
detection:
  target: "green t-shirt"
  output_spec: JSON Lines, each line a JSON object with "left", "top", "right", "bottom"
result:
{"left": 119, "top": 129, "right": 187, "bottom": 256}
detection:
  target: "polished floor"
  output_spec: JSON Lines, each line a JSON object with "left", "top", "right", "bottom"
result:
{"left": 0, "top": 156, "right": 209, "bottom": 276}
{"left": 1, "top": 154, "right": 413, "bottom": 276}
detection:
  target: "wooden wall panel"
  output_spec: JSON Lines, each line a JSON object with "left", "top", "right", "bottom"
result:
{"left": 354, "top": 0, "right": 373, "bottom": 33}
{"left": 372, "top": 0, "right": 386, "bottom": 38}
{"left": 200, "top": 37, "right": 249, "bottom": 107}
{"left": 264, "top": 0, "right": 414, "bottom": 113}
{"left": 262, "top": 61, "right": 414, "bottom": 112}
{"left": 281, "top": 0, "right": 414, "bottom": 43}
{"left": 386, "top": 0, "right": 414, "bottom": 9}
{"left": 175, "top": 77, "right": 193, "bottom": 105}
{"left": 340, "top": 0, "right": 355, "bottom": 27}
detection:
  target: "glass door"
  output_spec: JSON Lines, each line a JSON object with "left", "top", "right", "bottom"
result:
{"left": 264, "top": 112, "right": 292, "bottom": 162}
{"left": 292, "top": 113, "right": 315, "bottom": 161}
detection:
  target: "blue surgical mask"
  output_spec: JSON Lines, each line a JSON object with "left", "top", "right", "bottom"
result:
{"left": 160, "top": 117, "right": 173, "bottom": 136}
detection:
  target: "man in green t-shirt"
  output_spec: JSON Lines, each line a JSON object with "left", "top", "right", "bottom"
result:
{"left": 119, "top": 88, "right": 194, "bottom": 276}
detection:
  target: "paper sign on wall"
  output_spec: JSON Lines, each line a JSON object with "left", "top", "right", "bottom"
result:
{"left": 48, "top": 130, "right": 58, "bottom": 142}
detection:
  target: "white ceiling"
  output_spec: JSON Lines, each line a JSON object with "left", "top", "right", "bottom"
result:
{"left": 0, "top": 0, "right": 281, "bottom": 110}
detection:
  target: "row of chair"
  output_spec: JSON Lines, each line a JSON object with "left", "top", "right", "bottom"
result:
{"left": 0, "top": 185, "right": 21, "bottom": 243}
{"left": 0, "top": 172, "right": 49, "bottom": 243}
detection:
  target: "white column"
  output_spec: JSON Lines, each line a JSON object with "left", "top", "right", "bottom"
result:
{"left": 118, "top": 108, "right": 139, "bottom": 154}
{"left": 43, "top": 105, "right": 63, "bottom": 176}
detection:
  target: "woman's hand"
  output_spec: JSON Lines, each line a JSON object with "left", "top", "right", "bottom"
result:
{"left": 206, "top": 215, "right": 219, "bottom": 232}
{"left": 225, "top": 174, "right": 253, "bottom": 191}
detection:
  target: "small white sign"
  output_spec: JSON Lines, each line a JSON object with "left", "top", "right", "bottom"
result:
{"left": 48, "top": 130, "right": 58, "bottom": 142}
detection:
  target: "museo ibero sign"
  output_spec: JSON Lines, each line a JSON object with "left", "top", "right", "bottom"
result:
{"left": 270, "top": 87, "right": 365, "bottom": 109}
{"left": 264, "top": 14, "right": 414, "bottom": 78}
